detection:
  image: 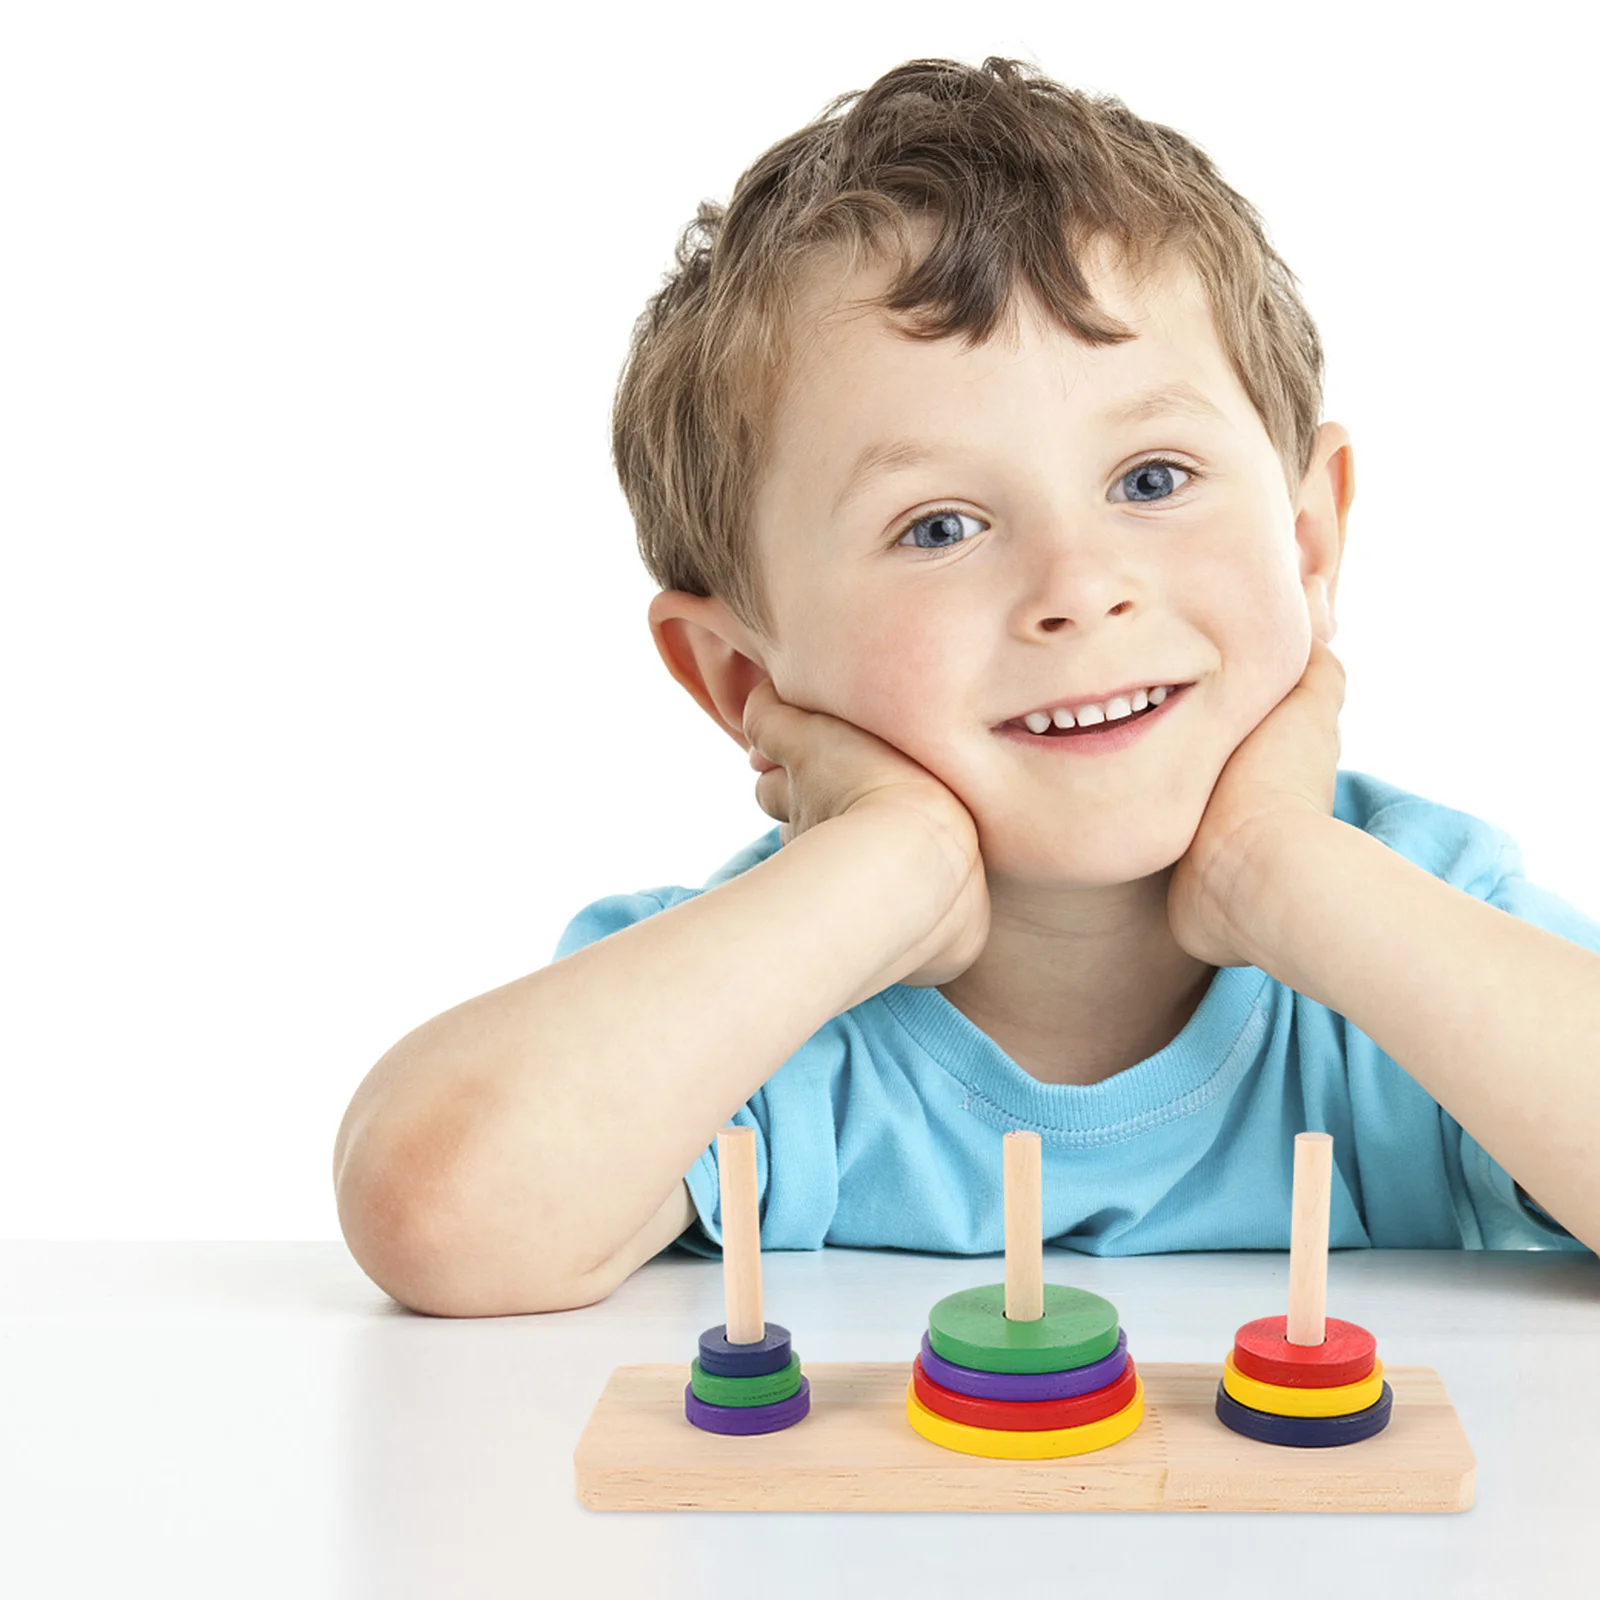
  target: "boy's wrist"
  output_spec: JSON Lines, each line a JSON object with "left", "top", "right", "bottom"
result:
{"left": 841, "top": 799, "right": 972, "bottom": 913}
{"left": 1225, "top": 809, "right": 1341, "bottom": 978}
{"left": 785, "top": 806, "right": 968, "bottom": 998}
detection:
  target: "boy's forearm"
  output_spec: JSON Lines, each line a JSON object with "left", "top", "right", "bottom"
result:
{"left": 336, "top": 807, "right": 948, "bottom": 1312}
{"left": 1238, "top": 813, "right": 1600, "bottom": 1253}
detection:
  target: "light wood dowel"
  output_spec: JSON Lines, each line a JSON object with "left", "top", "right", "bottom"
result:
{"left": 1287, "top": 1132, "right": 1333, "bottom": 1345}
{"left": 719, "top": 1126, "right": 765, "bottom": 1344}
{"left": 1004, "top": 1130, "right": 1043, "bottom": 1322}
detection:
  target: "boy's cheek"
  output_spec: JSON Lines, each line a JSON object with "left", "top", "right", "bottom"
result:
{"left": 1226, "top": 589, "right": 1315, "bottom": 711}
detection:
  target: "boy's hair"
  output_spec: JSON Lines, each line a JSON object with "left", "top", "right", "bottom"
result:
{"left": 611, "top": 55, "right": 1325, "bottom": 643}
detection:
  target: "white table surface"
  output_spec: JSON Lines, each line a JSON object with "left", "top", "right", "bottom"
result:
{"left": 2, "top": 1242, "right": 1595, "bottom": 1599}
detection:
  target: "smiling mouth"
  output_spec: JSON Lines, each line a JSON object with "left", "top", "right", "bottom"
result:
{"left": 995, "top": 681, "right": 1195, "bottom": 749}
{"left": 999, "top": 682, "right": 1197, "bottom": 736}
{"left": 1024, "top": 699, "right": 1166, "bottom": 736}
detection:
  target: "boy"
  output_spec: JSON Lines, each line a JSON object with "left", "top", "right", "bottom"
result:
{"left": 333, "top": 57, "right": 1600, "bottom": 1317}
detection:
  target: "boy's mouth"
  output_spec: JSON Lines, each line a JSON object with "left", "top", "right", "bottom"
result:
{"left": 1024, "top": 699, "right": 1165, "bottom": 736}
{"left": 995, "top": 681, "right": 1195, "bottom": 733}
{"left": 994, "top": 682, "right": 1194, "bottom": 752}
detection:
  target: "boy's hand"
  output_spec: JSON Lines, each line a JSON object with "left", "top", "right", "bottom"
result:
{"left": 742, "top": 677, "right": 991, "bottom": 987}
{"left": 1166, "top": 637, "right": 1346, "bottom": 969}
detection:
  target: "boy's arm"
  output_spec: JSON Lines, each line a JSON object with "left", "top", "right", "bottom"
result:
{"left": 1237, "top": 813, "right": 1600, "bottom": 1253}
{"left": 332, "top": 807, "right": 947, "bottom": 1315}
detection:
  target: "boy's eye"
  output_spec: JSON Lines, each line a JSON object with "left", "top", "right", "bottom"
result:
{"left": 1111, "top": 457, "right": 1195, "bottom": 504}
{"left": 891, "top": 457, "right": 1199, "bottom": 552}
{"left": 894, "top": 508, "right": 985, "bottom": 552}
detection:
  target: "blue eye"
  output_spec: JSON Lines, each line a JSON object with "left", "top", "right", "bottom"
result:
{"left": 1113, "top": 456, "right": 1195, "bottom": 503}
{"left": 893, "top": 508, "right": 985, "bottom": 551}
{"left": 890, "top": 456, "right": 1201, "bottom": 552}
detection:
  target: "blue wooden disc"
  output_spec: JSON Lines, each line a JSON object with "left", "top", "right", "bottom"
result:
{"left": 684, "top": 1375, "right": 811, "bottom": 1434}
{"left": 919, "top": 1328, "right": 1129, "bottom": 1401}
{"left": 1214, "top": 1378, "right": 1393, "bottom": 1447}
{"left": 697, "top": 1322, "right": 792, "bottom": 1378}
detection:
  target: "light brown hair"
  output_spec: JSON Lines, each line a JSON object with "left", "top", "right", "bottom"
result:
{"left": 610, "top": 55, "right": 1325, "bottom": 642}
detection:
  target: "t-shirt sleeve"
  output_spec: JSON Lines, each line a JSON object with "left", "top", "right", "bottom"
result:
{"left": 550, "top": 883, "right": 846, "bottom": 1262}
{"left": 1457, "top": 856, "right": 1600, "bottom": 1250}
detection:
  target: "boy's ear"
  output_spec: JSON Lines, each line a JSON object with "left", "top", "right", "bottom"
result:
{"left": 647, "top": 590, "right": 770, "bottom": 750}
{"left": 1295, "top": 421, "right": 1355, "bottom": 644}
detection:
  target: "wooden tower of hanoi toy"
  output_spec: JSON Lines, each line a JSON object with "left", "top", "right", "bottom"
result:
{"left": 575, "top": 1124, "right": 1476, "bottom": 1511}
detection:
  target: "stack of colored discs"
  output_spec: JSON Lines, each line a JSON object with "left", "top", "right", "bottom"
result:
{"left": 1215, "top": 1315, "right": 1392, "bottom": 1447}
{"left": 905, "top": 1283, "right": 1145, "bottom": 1459}
{"left": 684, "top": 1321, "right": 810, "bottom": 1435}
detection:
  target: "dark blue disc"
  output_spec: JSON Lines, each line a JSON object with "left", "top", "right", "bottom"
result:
{"left": 1215, "top": 1378, "right": 1393, "bottom": 1447}
{"left": 685, "top": 1375, "right": 810, "bottom": 1435}
{"left": 697, "top": 1322, "right": 792, "bottom": 1378}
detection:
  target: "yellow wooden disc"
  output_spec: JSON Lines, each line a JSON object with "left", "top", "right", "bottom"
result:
{"left": 905, "top": 1373, "right": 1144, "bottom": 1459}
{"left": 1222, "top": 1350, "right": 1384, "bottom": 1417}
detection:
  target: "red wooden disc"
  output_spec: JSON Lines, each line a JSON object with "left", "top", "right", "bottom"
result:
{"left": 911, "top": 1352, "right": 1139, "bottom": 1432}
{"left": 1232, "top": 1316, "right": 1377, "bottom": 1388}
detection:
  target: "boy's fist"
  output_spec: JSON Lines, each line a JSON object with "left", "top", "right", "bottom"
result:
{"left": 741, "top": 677, "right": 991, "bottom": 988}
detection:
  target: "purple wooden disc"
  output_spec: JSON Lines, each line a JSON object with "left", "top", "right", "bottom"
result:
{"left": 919, "top": 1326, "right": 1129, "bottom": 1401}
{"left": 697, "top": 1322, "right": 792, "bottom": 1378}
{"left": 685, "top": 1374, "right": 811, "bottom": 1434}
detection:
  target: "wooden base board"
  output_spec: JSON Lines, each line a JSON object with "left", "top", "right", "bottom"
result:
{"left": 575, "top": 1361, "right": 1475, "bottom": 1512}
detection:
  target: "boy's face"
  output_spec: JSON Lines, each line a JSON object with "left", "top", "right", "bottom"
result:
{"left": 733, "top": 235, "right": 1349, "bottom": 889}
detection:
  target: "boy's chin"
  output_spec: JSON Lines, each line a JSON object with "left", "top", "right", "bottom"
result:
{"left": 978, "top": 815, "right": 1200, "bottom": 890}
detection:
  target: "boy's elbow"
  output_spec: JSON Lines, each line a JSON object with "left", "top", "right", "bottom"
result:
{"left": 334, "top": 1135, "right": 620, "bottom": 1317}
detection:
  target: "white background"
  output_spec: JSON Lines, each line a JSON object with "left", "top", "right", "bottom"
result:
{"left": 3, "top": 2, "right": 1595, "bottom": 1240}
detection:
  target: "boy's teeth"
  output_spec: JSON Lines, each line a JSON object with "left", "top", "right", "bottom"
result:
{"left": 1021, "top": 685, "right": 1172, "bottom": 734}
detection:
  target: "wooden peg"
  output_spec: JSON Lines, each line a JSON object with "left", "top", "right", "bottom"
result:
{"left": 718, "top": 1126, "right": 765, "bottom": 1345}
{"left": 1287, "top": 1132, "right": 1333, "bottom": 1346}
{"left": 1003, "top": 1130, "right": 1044, "bottom": 1322}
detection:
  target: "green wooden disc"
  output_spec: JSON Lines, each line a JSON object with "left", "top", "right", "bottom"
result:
{"left": 927, "top": 1284, "right": 1120, "bottom": 1375}
{"left": 690, "top": 1351, "right": 803, "bottom": 1408}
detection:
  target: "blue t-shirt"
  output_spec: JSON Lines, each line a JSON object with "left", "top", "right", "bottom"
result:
{"left": 552, "top": 770, "right": 1597, "bottom": 1259}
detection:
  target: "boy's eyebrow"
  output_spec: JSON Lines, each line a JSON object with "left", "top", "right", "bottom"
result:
{"left": 829, "top": 379, "right": 1229, "bottom": 517}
